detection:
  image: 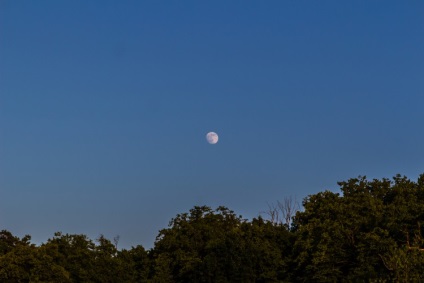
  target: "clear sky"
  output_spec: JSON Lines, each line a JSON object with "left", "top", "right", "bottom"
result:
{"left": 1, "top": 1, "right": 423, "bottom": 249}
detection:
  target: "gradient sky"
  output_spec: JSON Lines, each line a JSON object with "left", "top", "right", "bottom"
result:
{"left": 1, "top": 1, "right": 423, "bottom": 249}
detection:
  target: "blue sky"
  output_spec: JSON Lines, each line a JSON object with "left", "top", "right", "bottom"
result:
{"left": 1, "top": 1, "right": 423, "bottom": 249}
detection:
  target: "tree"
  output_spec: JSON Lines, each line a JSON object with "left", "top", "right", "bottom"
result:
{"left": 151, "top": 205, "right": 294, "bottom": 282}
{"left": 117, "top": 245, "right": 150, "bottom": 282}
{"left": 0, "top": 230, "right": 31, "bottom": 256}
{"left": 290, "top": 174, "right": 424, "bottom": 281}
{"left": 0, "top": 233, "right": 70, "bottom": 282}
{"left": 43, "top": 232, "right": 96, "bottom": 282}
{"left": 152, "top": 206, "right": 248, "bottom": 282}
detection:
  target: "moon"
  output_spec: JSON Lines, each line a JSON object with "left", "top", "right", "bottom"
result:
{"left": 206, "top": 132, "right": 219, "bottom": 144}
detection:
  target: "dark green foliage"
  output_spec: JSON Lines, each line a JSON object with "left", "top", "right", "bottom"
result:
{"left": 42, "top": 232, "right": 149, "bottom": 283}
{"left": 150, "top": 206, "right": 292, "bottom": 282}
{"left": 1, "top": 174, "right": 424, "bottom": 282}
{"left": 291, "top": 174, "right": 424, "bottom": 281}
{"left": 0, "top": 234, "right": 70, "bottom": 282}
{"left": 117, "top": 245, "right": 150, "bottom": 282}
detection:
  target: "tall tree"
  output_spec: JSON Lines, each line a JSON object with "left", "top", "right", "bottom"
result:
{"left": 291, "top": 174, "right": 424, "bottom": 281}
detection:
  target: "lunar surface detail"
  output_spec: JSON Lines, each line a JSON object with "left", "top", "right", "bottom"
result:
{"left": 206, "top": 132, "right": 219, "bottom": 144}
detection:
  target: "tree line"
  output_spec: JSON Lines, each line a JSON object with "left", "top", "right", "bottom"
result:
{"left": 1, "top": 174, "right": 424, "bottom": 282}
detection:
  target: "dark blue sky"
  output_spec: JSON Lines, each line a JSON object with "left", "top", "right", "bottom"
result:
{"left": 1, "top": 1, "right": 423, "bottom": 248}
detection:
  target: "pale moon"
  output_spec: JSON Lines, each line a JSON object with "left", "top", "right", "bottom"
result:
{"left": 206, "top": 132, "right": 219, "bottom": 144}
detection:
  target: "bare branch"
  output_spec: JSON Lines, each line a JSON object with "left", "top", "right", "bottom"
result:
{"left": 113, "top": 235, "right": 120, "bottom": 250}
{"left": 262, "top": 196, "right": 300, "bottom": 227}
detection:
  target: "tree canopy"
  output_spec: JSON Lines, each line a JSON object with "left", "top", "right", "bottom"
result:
{"left": 1, "top": 174, "right": 424, "bottom": 282}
